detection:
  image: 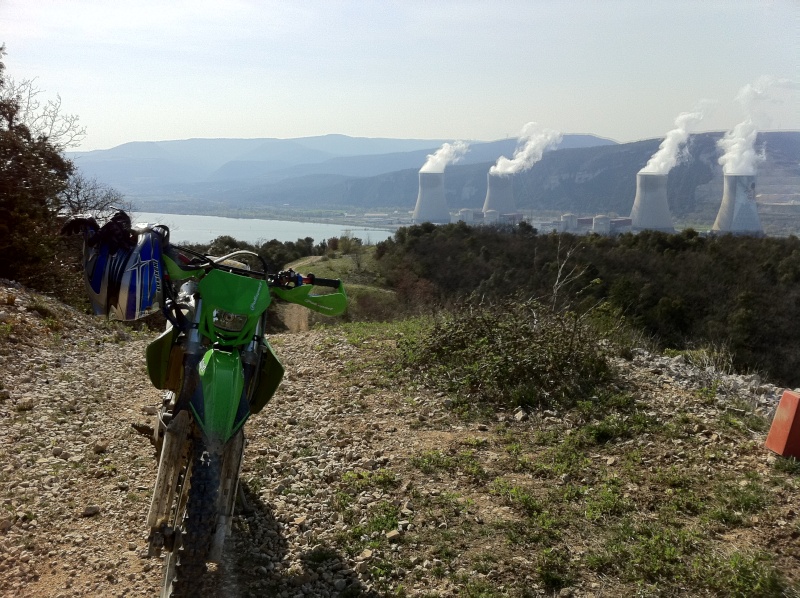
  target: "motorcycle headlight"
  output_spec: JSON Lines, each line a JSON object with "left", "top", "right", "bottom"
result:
{"left": 213, "top": 309, "right": 248, "bottom": 332}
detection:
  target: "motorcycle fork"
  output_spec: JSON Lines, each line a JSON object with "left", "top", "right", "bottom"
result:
{"left": 147, "top": 292, "right": 204, "bottom": 556}
{"left": 208, "top": 430, "right": 244, "bottom": 563}
{"left": 146, "top": 409, "right": 192, "bottom": 556}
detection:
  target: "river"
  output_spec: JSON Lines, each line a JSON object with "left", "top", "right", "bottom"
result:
{"left": 132, "top": 212, "right": 395, "bottom": 245}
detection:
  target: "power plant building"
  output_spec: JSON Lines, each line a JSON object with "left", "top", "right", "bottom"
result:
{"left": 711, "top": 174, "right": 763, "bottom": 235}
{"left": 412, "top": 172, "right": 451, "bottom": 224}
{"left": 593, "top": 215, "right": 611, "bottom": 235}
{"left": 482, "top": 173, "right": 515, "bottom": 214}
{"left": 629, "top": 173, "right": 674, "bottom": 232}
{"left": 457, "top": 208, "right": 474, "bottom": 223}
{"left": 483, "top": 209, "right": 499, "bottom": 224}
{"left": 562, "top": 213, "right": 578, "bottom": 232}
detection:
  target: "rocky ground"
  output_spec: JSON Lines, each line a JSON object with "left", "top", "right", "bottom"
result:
{"left": 0, "top": 280, "right": 798, "bottom": 597}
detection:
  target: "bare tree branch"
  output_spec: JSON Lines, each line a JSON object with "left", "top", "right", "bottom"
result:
{"left": 2, "top": 77, "right": 86, "bottom": 149}
{"left": 59, "top": 173, "right": 131, "bottom": 217}
{"left": 551, "top": 237, "right": 586, "bottom": 311}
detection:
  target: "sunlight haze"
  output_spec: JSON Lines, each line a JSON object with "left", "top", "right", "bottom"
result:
{"left": 1, "top": 0, "right": 797, "bottom": 150}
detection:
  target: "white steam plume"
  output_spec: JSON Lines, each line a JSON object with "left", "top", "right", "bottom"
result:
{"left": 717, "top": 119, "right": 763, "bottom": 175}
{"left": 718, "top": 76, "right": 798, "bottom": 175}
{"left": 419, "top": 140, "right": 469, "bottom": 173}
{"left": 490, "top": 122, "right": 562, "bottom": 176}
{"left": 639, "top": 103, "right": 711, "bottom": 174}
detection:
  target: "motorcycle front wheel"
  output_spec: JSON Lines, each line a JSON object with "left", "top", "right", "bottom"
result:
{"left": 161, "top": 436, "right": 221, "bottom": 598}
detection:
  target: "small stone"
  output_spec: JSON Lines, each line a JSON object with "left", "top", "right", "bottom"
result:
{"left": 514, "top": 409, "right": 529, "bottom": 422}
{"left": 93, "top": 440, "right": 110, "bottom": 454}
{"left": 142, "top": 406, "right": 158, "bottom": 416}
{"left": 51, "top": 447, "right": 63, "bottom": 457}
{"left": 385, "top": 530, "right": 402, "bottom": 542}
{"left": 333, "top": 579, "right": 347, "bottom": 591}
{"left": 606, "top": 457, "right": 617, "bottom": 466}
{"left": 81, "top": 505, "right": 101, "bottom": 517}
{"left": 477, "top": 424, "right": 489, "bottom": 432}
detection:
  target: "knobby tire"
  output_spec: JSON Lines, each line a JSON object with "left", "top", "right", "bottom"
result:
{"left": 166, "top": 439, "right": 221, "bottom": 598}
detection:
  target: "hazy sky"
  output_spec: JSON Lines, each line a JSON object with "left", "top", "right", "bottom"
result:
{"left": 2, "top": 0, "right": 797, "bottom": 151}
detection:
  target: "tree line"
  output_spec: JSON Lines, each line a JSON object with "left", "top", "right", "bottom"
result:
{"left": 374, "top": 221, "right": 800, "bottom": 387}
{"left": 184, "top": 234, "right": 359, "bottom": 273}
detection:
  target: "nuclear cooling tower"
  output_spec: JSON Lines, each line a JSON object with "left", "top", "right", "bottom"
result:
{"left": 629, "top": 173, "right": 674, "bottom": 232}
{"left": 412, "top": 172, "right": 450, "bottom": 224}
{"left": 711, "top": 174, "right": 762, "bottom": 235}
{"left": 482, "top": 173, "right": 515, "bottom": 214}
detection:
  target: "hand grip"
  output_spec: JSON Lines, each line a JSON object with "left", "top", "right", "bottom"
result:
{"left": 306, "top": 275, "right": 340, "bottom": 288}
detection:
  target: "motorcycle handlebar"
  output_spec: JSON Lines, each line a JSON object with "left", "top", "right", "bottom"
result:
{"left": 304, "top": 275, "right": 341, "bottom": 288}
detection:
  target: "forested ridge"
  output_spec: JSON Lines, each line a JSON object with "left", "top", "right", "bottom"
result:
{"left": 373, "top": 222, "right": 800, "bottom": 387}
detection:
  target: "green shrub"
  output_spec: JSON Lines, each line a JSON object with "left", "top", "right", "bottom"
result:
{"left": 399, "top": 296, "right": 611, "bottom": 411}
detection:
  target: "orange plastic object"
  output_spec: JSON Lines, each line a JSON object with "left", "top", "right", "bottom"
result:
{"left": 765, "top": 390, "right": 800, "bottom": 459}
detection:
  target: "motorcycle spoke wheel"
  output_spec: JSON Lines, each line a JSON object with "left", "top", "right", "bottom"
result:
{"left": 163, "top": 439, "right": 221, "bottom": 598}
{"left": 160, "top": 447, "right": 192, "bottom": 598}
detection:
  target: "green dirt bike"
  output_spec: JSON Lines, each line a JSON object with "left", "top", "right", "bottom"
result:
{"left": 62, "top": 212, "right": 347, "bottom": 597}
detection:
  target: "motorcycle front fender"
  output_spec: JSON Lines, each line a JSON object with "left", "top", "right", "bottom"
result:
{"left": 190, "top": 348, "right": 250, "bottom": 446}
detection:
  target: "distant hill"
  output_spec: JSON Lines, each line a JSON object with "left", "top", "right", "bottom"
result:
{"left": 67, "top": 135, "right": 451, "bottom": 191}
{"left": 67, "top": 133, "right": 615, "bottom": 196}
